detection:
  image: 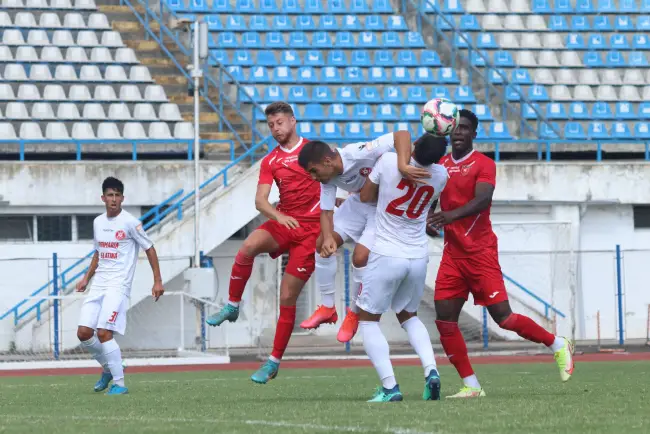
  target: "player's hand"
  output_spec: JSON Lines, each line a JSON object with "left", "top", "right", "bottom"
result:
{"left": 320, "top": 236, "right": 338, "bottom": 258}
{"left": 335, "top": 197, "right": 346, "bottom": 208}
{"left": 277, "top": 215, "right": 300, "bottom": 230}
{"left": 428, "top": 211, "right": 456, "bottom": 228}
{"left": 152, "top": 281, "right": 165, "bottom": 302}
{"left": 76, "top": 278, "right": 88, "bottom": 293}
{"left": 399, "top": 164, "right": 431, "bottom": 184}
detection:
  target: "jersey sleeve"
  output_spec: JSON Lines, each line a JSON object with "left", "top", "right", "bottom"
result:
{"left": 476, "top": 157, "right": 496, "bottom": 186}
{"left": 258, "top": 154, "right": 274, "bottom": 185}
{"left": 320, "top": 183, "right": 337, "bottom": 211}
{"left": 347, "top": 132, "right": 395, "bottom": 162}
{"left": 128, "top": 218, "right": 154, "bottom": 250}
{"left": 92, "top": 218, "right": 99, "bottom": 252}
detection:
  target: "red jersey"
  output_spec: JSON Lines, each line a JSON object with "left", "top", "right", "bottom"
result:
{"left": 258, "top": 137, "right": 320, "bottom": 222}
{"left": 439, "top": 150, "right": 498, "bottom": 257}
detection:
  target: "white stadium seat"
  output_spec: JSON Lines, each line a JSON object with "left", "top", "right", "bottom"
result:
{"left": 91, "top": 47, "right": 113, "bottom": 63}
{"left": 559, "top": 51, "right": 582, "bottom": 67}
{"left": 41, "top": 46, "right": 64, "bottom": 62}
{"left": 51, "top": 0, "right": 73, "bottom": 9}
{"left": 144, "top": 85, "right": 167, "bottom": 102}
{"left": 68, "top": 84, "right": 91, "bottom": 101}
{"left": 0, "top": 46, "right": 13, "bottom": 61}
{"left": 71, "top": 122, "right": 95, "bottom": 139}
{"left": 115, "top": 47, "right": 138, "bottom": 64}
{"left": 77, "top": 30, "right": 99, "bottom": 47}
{"left": 83, "top": 103, "right": 107, "bottom": 120}
{"left": 520, "top": 33, "right": 542, "bottom": 50}
{"left": 621, "top": 85, "right": 642, "bottom": 102}
{"left": 93, "top": 84, "right": 117, "bottom": 101}
{"left": 4, "top": 64, "right": 28, "bottom": 81}
{"left": 65, "top": 46, "right": 89, "bottom": 63}
{"left": 602, "top": 70, "right": 622, "bottom": 86}
{"left": 623, "top": 70, "right": 645, "bottom": 86}
{"left": 645, "top": 71, "right": 650, "bottom": 84}
{"left": 108, "top": 103, "right": 132, "bottom": 120}
{"left": 28, "top": 29, "right": 50, "bottom": 46}
{"left": 0, "top": 12, "right": 11, "bottom": 27}
{"left": 555, "top": 69, "right": 577, "bottom": 85}
{"left": 79, "top": 64, "right": 103, "bottom": 81}
{"left": 3, "top": 29, "right": 25, "bottom": 45}
{"left": 31, "top": 102, "right": 56, "bottom": 120}
{"left": 0, "top": 84, "right": 16, "bottom": 101}
{"left": 159, "top": 103, "right": 183, "bottom": 121}
{"left": 101, "top": 31, "right": 124, "bottom": 48}
{"left": 88, "top": 13, "right": 110, "bottom": 30}
{"left": 550, "top": 85, "right": 573, "bottom": 102}
{"left": 105, "top": 65, "right": 128, "bottom": 82}
{"left": 52, "top": 30, "right": 74, "bottom": 46}
{"left": 503, "top": 15, "right": 525, "bottom": 31}
{"left": 15, "top": 46, "right": 39, "bottom": 62}
{"left": 54, "top": 64, "right": 77, "bottom": 80}
{"left": 46, "top": 122, "right": 71, "bottom": 139}
{"left": 542, "top": 33, "right": 563, "bottom": 49}
{"left": 26, "top": 0, "right": 48, "bottom": 8}
{"left": 129, "top": 65, "right": 152, "bottom": 82}
{"left": 63, "top": 13, "right": 86, "bottom": 29}
{"left": 119, "top": 84, "right": 143, "bottom": 102}
{"left": 578, "top": 69, "right": 600, "bottom": 86}
{"left": 6, "top": 102, "right": 30, "bottom": 120}
{"left": 596, "top": 85, "right": 618, "bottom": 101}
{"left": 97, "top": 122, "right": 122, "bottom": 139}
{"left": 30, "top": 64, "right": 54, "bottom": 81}
{"left": 43, "top": 84, "right": 67, "bottom": 101}
{"left": 14, "top": 12, "right": 37, "bottom": 27}
{"left": 20, "top": 122, "right": 44, "bottom": 140}
{"left": 17, "top": 83, "right": 41, "bottom": 100}
{"left": 0, "top": 123, "right": 17, "bottom": 139}
{"left": 498, "top": 33, "right": 519, "bottom": 49}
{"left": 525, "top": 15, "right": 546, "bottom": 31}
{"left": 573, "top": 85, "right": 596, "bottom": 101}
{"left": 148, "top": 122, "right": 173, "bottom": 139}
{"left": 174, "top": 122, "right": 194, "bottom": 139}
{"left": 39, "top": 12, "right": 62, "bottom": 28}
{"left": 516, "top": 51, "right": 538, "bottom": 67}
{"left": 466, "top": 0, "right": 487, "bottom": 13}
{"left": 122, "top": 122, "right": 148, "bottom": 139}
{"left": 56, "top": 102, "right": 81, "bottom": 120}
{"left": 487, "top": 0, "right": 508, "bottom": 13}
{"left": 481, "top": 15, "right": 502, "bottom": 31}
{"left": 3, "top": 0, "right": 25, "bottom": 8}
{"left": 509, "top": 0, "right": 530, "bottom": 12}
{"left": 133, "top": 103, "right": 158, "bottom": 121}
{"left": 533, "top": 68, "right": 555, "bottom": 85}
{"left": 75, "top": 0, "right": 97, "bottom": 9}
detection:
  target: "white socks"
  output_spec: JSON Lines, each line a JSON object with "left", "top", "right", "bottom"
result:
{"left": 549, "top": 336, "right": 565, "bottom": 352}
{"left": 315, "top": 254, "right": 337, "bottom": 308}
{"left": 360, "top": 321, "right": 396, "bottom": 389}
{"left": 463, "top": 374, "right": 481, "bottom": 389}
{"left": 102, "top": 339, "right": 125, "bottom": 387}
{"left": 350, "top": 265, "right": 366, "bottom": 314}
{"left": 80, "top": 334, "right": 109, "bottom": 373}
{"left": 401, "top": 317, "right": 437, "bottom": 377}
{"left": 227, "top": 301, "right": 240, "bottom": 308}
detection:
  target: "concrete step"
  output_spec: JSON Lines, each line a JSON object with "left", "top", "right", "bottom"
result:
{"left": 99, "top": 4, "right": 143, "bottom": 14}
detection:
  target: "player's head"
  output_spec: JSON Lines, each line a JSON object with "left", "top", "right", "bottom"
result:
{"left": 101, "top": 176, "right": 124, "bottom": 214}
{"left": 265, "top": 101, "right": 297, "bottom": 146}
{"left": 451, "top": 109, "right": 478, "bottom": 154}
{"left": 298, "top": 140, "right": 339, "bottom": 182}
{"left": 412, "top": 133, "right": 448, "bottom": 166}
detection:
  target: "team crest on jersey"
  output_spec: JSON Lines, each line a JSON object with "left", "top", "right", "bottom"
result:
{"left": 461, "top": 165, "right": 471, "bottom": 176}
{"left": 115, "top": 230, "right": 126, "bottom": 241}
{"left": 359, "top": 167, "right": 372, "bottom": 177}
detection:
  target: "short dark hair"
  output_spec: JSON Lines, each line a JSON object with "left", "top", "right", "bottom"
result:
{"left": 264, "top": 101, "right": 294, "bottom": 118}
{"left": 459, "top": 109, "right": 479, "bottom": 131}
{"left": 102, "top": 177, "right": 124, "bottom": 194}
{"left": 413, "top": 134, "right": 448, "bottom": 166}
{"left": 298, "top": 140, "right": 336, "bottom": 170}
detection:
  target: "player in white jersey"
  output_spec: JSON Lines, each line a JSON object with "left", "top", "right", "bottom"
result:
{"left": 357, "top": 134, "right": 449, "bottom": 402}
{"left": 297, "top": 131, "right": 430, "bottom": 343}
{"left": 75, "top": 177, "right": 164, "bottom": 396}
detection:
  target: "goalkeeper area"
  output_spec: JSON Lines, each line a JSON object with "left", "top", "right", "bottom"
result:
{"left": 0, "top": 354, "right": 649, "bottom": 434}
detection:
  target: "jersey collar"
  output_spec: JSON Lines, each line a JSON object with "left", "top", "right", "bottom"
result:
{"left": 278, "top": 137, "right": 304, "bottom": 153}
{"left": 451, "top": 149, "right": 475, "bottom": 165}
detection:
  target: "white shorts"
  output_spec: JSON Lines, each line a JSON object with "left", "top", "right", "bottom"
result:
{"left": 357, "top": 253, "right": 429, "bottom": 315}
{"left": 78, "top": 291, "right": 129, "bottom": 335}
{"left": 333, "top": 194, "right": 376, "bottom": 249}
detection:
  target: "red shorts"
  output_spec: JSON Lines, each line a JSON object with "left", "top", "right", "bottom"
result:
{"left": 258, "top": 219, "right": 319, "bottom": 281}
{"left": 434, "top": 248, "right": 508, "bottom": 307}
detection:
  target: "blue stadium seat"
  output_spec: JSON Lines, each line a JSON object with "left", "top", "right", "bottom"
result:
{"left": 387, "top": 16, "right": 407, "bottom": 31}
{"left": 436, "top": 15, "right": 453, "bottom": 30}
{"left": 476, "top": 124, "right": 488, "bottom": 139}
{"left": 373, "top": 0, "right": 393, "bottom": 13}
{"left": 288, "top": 86, "right": 309, "bottom": 103}
{"left": 383, "top": 86, "right": 405, "bottom": 103}
{"left": 264, "top": 32, "right": 285, "bottom": 48}
{"left": 297, "top": 66, "right": 318, "bottom": 83}
{"left": 633, "top": 34, "right": 650, "bottom": 49}
{"left": 289, "top": 32, "right": 310, "bottom": 48}
{"left": 313, "top": 86, "right": 334, "bottom": 103}
{"left": 351, "top": 51, "right": 371, "bottom": 67}
{"left": 298, "top": 122, "right": 315, "bottom": 138}
{"left": 593, "top": 16, "right": 612, "bottom": 31}
{"left": 588, "top": 122, "right": 609, "bottom": 139}
{"left": 303, "top": 103, "right": 325, "bottom": 121}
{"left": 459, "top": 14, "right": 480, "bottom": 31}
{"left": 282, "top": 50, "right": 303, "bottom": 66}
{"left": 489, "top": 69, "right": 506, "bottom": 84}
{"left": 443, "top": 0, "right": 464, "bottom": 13}
{"left": 612, "top": 122, "right": 633, "bottom": 139}
{"left": 351, "top": 0, "right": 370, "bottom": 13}
{"left": 369, "top": 66, "right": 388, "bottom": 83}
{"left": 312, "top": 32, "right": 331, "bottom": 48}
{"left": 431, "top": 86, "right": 451, "bottom": 100}
{"left": 270, "top": 66, "right": 292, "bottom": 83}
{"left": 616, "top": 102, "right": 636, "bottom": 119}
{"left": 494, "top": 51, "right": 515, "bottom": 67}
{"left": 576, "top": 0, "right": 595, "bottom": 13}
{"left": 638, "top": 16, "right": 650, "bottom": 31}
{"left": 206, "top": 16, "right": 223, "bottom": 30}
{"left": 226, "top": 66, "right": 244, "bottom": 82}
{"left": 528, "top": 85, "right": 549, "bottom": 102}
{"left": 336, "top": 32, "right": 356, "bottom": 48}
{"left": 341, "top": 15, "right": 362, "bottom": 31}
{"left": 382, "top": 32, "right": 402, "bottom": 48}
{"left": 629, "top": 52, "right": 649, "bottom": 66}
{"left": 330, "top": 0, "right": 348, "bottom": 13}
{"left": 405, "top": 32, "right": 426, "bottom": 48}
{"left": 392, "top": 67, "right": 411, "bottom": 83}
{"left": 338, "top": 86, "right": 358, "bottom": 103}
{"left": 571, "top": 16, "right": 591, "bottom": 31}
{"left": 239, "top": 85, "right": 259, "bottom": 102}
{"left": 319, "top": 15, "right": 339, "bottom": 30}
{"left": 303, "top": 50, "right": 324, "bottom": 66}
{"left": 471, "top": 51, "right": 488, "bottom": 67}
{"left": 345, "top": 122, "right": 366, "bottom": 139}
{"left": 250, "top": 15, "right": 270, "bottom": 30}
{"left": 217, "top": 32, "right": 237, "bottom": 48}
{"left": 588, "top": 34, "right": 606, "bottom": 50}
{"left": 242, "top": 32, "right": 262, "bottom": 48}
{"left": 639, "top": 102, "right": 650, "bottom": 119}
{"left": 209, "top": 49, "right": 228, "bottom": 65}
{"left": 235, "top": 0, "right": 255, "bottom": 13}
{"left": 391, "top": 50, "right": 413, "bottom": 66}
{"left": 304, "top": 0, "right": 326, "bottom": 13}
{"left": 359, "top": 32, "right": 380, "bottom": 48}
{"left": 635, "top": 122, "right": 650, "bottom": 138}
{"left": 454, "top": 33, "right": 472, "bottom": 49}
{"left": 370, "top": 122, "right": 389, "bottom": 136}
{"left": 414, "top": 67, "right": 435, "bottom": 83}
{"left": 596, "top": 0, "right": 616, "bottom": 12}
{"left": 605, "top": 51, "right": 626, "bottom": 67}
{"left": 345, "top": 66, "right": 365, "bottom": 83}
{"left": 512, "top": 69, "right": 533, "bottom": 85}
{"left": 375, "top": 50, "right": 395, "bottom": 66}
{"left": 400, "top": 104, "right": 419, "bottom": 121}
{"left": 584, "top": 51, "right": 603, "bottom": 67}
{"left": 227, "top": 15, "right": 246, "bottom": 30}
{"left": 359, "top": 87, "right": 380, "bottom": 103}
{"left": 377, "top": 103, "right": 397, "bottom": 120}
{"left": 523, "top": 103, "right": 541, "bottom": 119}
{"left": 189, "top": 0, "right": 208, "bottom": 12}
{"left": 549, "top": 16, "right": 569, "bottom": 31}
{"left": 642, "top": 0, "right": 650, "bottom": 12}
{"left": 408, "top": 86, "right": 428, "bottom": 103}
{"left": 620, "top": 0, "right": 639, "bottom": 12}
{"left": 264, "top": 85, "right": 283, "bottom": 101}
{"left": 540, "top": 123, "right": 560, "bottom": 139}
{"left": 473, "top": 104, "right": 493, "bottom": 121}
{"left": 232, "top": 50, "right": 253, "bottom": 66}
{"left": 166, "top": 0, "right": 183, "bottom": 12}
{"left": 394, "top": 122, "right": 416, "bottom": 135}
{"left": 564, "top": 122, "right": 587, "bottom": 139}
{"left": 282, "top": 0, "right": 301, "bottom": 13}
{"left": 256, "top": 51, "right": 277, "bottom": 66}
{"left": 615, "top": 16, "right": 634, "bottom": 31}
{"left": 293, "top": 16, "right": 313, "bottom": 30}
{"left": 453, "top": 86, "right": 476, "bottom": 103}
{"left": 532, "top": 0, "right": 552, "bottom": 13}
{"left": 477, "top": 33, "right": 498, "bottom": 49}
{"left": 365, "top": 15, "right": 384, "bottom": 31}
{"left": 328, "top": 50, "right": 348, "bottom": 66}
{"left": 555, "top": 0, "right": 574, "bottom": 13}
{"left": 260, "top": 0, "right": 280, "bottom": 13}
{"left": 546, "top": 102, "right": 568, "bottom": 119}
{"left": 321, "top": 122, "right": 342, "bottom": 139}
{"left": 592, "top": 102, "right": 613, "bottom": 119}
{"left": 611, "top": 34, "right": 630, "bottom": 50}
{"left": 506, "top": 85, "right": 522, "bottom": 101}
{"left": 439, "top": 67, "right": 460, "bottom": 84}
{"left": 566, "top": 34, "right": 586, "bottom": 50}
{"left": 569, "top": 102, "right": 589, "bottom": 119}
{"left": 421, "top": 51, "right": 442, "bottom": 66}
{"left": 489, "top": 122, "right": 512, "bottom": 139}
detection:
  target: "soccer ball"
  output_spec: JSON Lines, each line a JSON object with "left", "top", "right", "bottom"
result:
{"left": 420, "top": 98, "right": 460, "bottom": 137}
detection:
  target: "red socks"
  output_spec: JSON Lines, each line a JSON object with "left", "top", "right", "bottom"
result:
{"left": 228, "top": 252, "right": 254, "bottom": 303}
{"left": 499, "top": 313, "right": 555, "bottom": 347}
{"left": 271, "top": 305, "right": 296, "bottom": 360}
{"left": 435, "top": 320, "right": 475, "bottom": 378}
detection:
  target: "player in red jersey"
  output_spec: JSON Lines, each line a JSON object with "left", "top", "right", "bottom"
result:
{"left": 205, "top": 102, "right": 320, "bottom": 384}
{"left": 428, "top": 109, "right": 575, "bottom": 398}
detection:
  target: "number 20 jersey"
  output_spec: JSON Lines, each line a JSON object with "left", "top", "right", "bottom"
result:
{"left": 369, "top": 153, "right": 448, "bottom": 259}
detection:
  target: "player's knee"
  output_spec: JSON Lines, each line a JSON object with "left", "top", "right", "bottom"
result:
{"left": 239, "top": 239, "right": 261, "bottom": 258}
{"left": 77, "top": 327, "right": 94, "bottom": 342}
{"left": 96, "top": 328, "right": 113, "bottom": 343}
{"left": 396, "top": 310, "right": 417, "bottom": 324}
{"left": 488, "top": 302, "right": 512, "bottom": 325}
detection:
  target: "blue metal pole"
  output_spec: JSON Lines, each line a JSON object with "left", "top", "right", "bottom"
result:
{"left": 615, "top": 244, "right": 624, "bottom": 345}
{"left": 200, "top": 302, "right": 207, "bottom": 352}
{"left": 52, "top": 253, "right": 60, "bottom": 361}
{"left": 344, "top": 249, "right": 351, "bottom": 353}
{"left": 482, "top": 307, "right": 488, "bottom": 349}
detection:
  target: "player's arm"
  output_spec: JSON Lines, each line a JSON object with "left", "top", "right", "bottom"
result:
{"left": 392, "top": 131, "right": 430, "bottom": 183}
{"left": 76, "top": 251, "right": 99, "bottom": 293}
{"left": 256, "top": 158, "right": 299, "bottom": 229}
{"left": 359, "top": 155, "right": 383, "bottom": 203}
{"left": 144, "top": 246, "right": 164, "bottom": 301}
{"left": 319, "top": 183, "right": 338, "bottom": 257}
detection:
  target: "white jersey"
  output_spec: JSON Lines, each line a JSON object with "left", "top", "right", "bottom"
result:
{"left": 91, "top": 210, "right": 153, "bottom": 296}
{"left": 369, "top": 153, "right": 448, "bottom": 259}
{"left": 320, "top": 133, "right": 396, "bottom": 210}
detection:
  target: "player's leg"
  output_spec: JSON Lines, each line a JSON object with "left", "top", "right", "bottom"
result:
{"left": 251, "top": 233, "right": 316, "bottom": 384}
{"left": 357, "top": 254, "right": 404, "bottom": 402}
{"left": 393, "top": 256, "right": 440, "bottom": 401}
{"left": 77, "top": 294, "right": 112, "bottom": 392}
{"left": 207, "top": 224, "right": 283, "bottom": 327}
{"left": 96, "top": 291, "right": 129, "bottom": 395}
{"left": 434, "top": 255, "right": 485, "bottom": 398}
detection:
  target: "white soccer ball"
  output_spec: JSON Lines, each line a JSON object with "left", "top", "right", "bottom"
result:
{"left": 420, "top": 98, "right": 460, "bottom": 137}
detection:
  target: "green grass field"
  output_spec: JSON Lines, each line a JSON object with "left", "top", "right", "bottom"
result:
{"left": 0, "top": 361, "right": 649, "bottom": 434}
